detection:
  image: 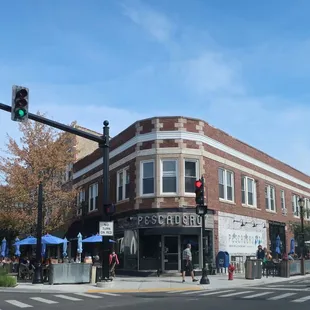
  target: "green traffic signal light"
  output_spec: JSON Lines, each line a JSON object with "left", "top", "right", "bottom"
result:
{"left": 18, "top": 109, "right": 25, "bottom": 117}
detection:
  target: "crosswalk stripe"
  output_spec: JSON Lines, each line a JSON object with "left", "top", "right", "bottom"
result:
{"left": 268, "top": 293, "right": 297, "bottom": 300}
{"left": 242, "top": 292, "right": 273, "bottom": 299}
{"left": 5, "top": 300, "right": 33, "bottom": 308}
{"left": 292, "top": 296, "right": 310, "bottom": 303}
{"left": 220, "top": 291, "right": 254, "bottom": 297}
{"left": 98, "top": 292, "right": 121, "bottom": 296}
{"left": 74, "top": 293, "right": 103, "bottom": 298}
{"left": 53, "top": 294, "right": 82, "bottom": 301}
{"left": 200, "top": 290, "right": 235, "bottom": 296}
{"left": 182, "top": 291, "right": 205, "bottom": 295}
{"left": 30, "top": 297, "right": 58, "bottom": 304}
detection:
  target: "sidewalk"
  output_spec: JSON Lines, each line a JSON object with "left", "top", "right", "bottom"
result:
{"left": 1, "top": 274, "right": 310, "bottom": 293}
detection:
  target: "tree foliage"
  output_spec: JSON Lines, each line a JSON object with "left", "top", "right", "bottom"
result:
{"left": 0, "top": 114, "right": 77, "bottom": 236}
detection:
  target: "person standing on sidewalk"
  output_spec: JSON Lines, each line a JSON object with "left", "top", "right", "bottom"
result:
{"left": 181, "top": 244, "right": 198, "bottom": 283}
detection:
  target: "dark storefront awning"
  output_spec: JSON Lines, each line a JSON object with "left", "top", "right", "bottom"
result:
{"left": 142, "top": 227, "right": 201, "bottom": 235}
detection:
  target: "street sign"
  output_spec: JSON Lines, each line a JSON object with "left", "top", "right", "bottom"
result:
{"left": 99, "top": 221, "right": 114, "bottom": 236}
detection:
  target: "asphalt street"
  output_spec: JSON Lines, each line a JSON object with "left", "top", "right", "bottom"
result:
{"left": 2, "top": 280, "right": 310, "bottom": 310}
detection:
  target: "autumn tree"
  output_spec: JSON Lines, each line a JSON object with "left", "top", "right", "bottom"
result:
{"left": 0, "top": 113, "right": 77, "bottom": 236}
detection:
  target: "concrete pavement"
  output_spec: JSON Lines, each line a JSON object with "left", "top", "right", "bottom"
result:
{"left": 1, "top": 274, "right": 310, "bottom": 294}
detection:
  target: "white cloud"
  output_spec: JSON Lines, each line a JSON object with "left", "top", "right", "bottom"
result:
{"left": 182, "top": 52, "right": 245, "bottom": 95}
{"left": 121, "top": 0, "right": 176, "bottom": 43}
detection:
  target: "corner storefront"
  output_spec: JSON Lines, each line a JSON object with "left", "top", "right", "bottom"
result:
{"left": 114, "top": 208, "right": 215, "bottom": 273}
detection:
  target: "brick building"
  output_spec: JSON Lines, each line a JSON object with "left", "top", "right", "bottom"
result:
{"left": 68, "top": 116, "right": 310, "bottom": 273}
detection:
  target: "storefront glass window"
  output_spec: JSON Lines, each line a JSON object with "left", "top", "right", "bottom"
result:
{"left": 123, "top": 230, "right": 138, "bottom": 270}
{"left": 140, "top": 234, "right": 160, "bottom": 259}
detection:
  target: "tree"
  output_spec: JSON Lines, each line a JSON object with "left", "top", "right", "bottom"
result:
{"left": 0, "top": 113, "right": 77, "bottom": 236}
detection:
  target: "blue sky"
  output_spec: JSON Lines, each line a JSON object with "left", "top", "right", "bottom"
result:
{"left": 1, "top": 0, "right": 310, "bottom": 175}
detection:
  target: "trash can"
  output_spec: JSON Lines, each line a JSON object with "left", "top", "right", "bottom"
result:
{"left": 245, "top": 259, "right": 256, "bottom": 280}
{"left": 279, "top": 260, "right": 290, "bottom": 278}
{"left": 255, "top": 259, "right": 263, "bottom": 279}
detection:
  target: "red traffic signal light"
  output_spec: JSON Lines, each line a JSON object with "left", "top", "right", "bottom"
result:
{"left": 104, "top": 204, "right": 116, "bottom": 216}
{"left": 195, "top": 179, "right": 204, "bottom": 205}
{"left": 195, "top": 180, "right": 202, "bottom": 189}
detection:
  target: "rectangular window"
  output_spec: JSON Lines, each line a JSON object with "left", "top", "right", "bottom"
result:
{"left": 265, "top": 185, "right": 276, "bottom": 212}
{"left": 161, "top": 160, "right": 177, "bottom": 194}
{"left": 218, "top": 168, "right": 234, "bottom": 202}
{"left": 184, "top": 160, "right": 198, "bottom": 193}
{"left": 280, "top": 190, "right": 286, "bottom": 214}
{"left": 88, "top": 183, "right": 98, "bottom": 212}
{"left": 241, "top": 176, "right": 256, "bottom": 206}
{"left": 141, "top": 161, "right": 155, "bottom": 195}
{"left": 77, "top": 190, "right": 85, "bottom": 215}
{"left": 292, "top": 194, "right": 300, "bottom": 217}
{"left": 305, "top": 198, "right": 310, "bottom": 220}
{"left": 117, "top": 168, "right": 130, "bottom": 202}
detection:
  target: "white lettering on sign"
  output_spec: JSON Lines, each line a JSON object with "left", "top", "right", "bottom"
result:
{"left": 99, "top": 221, "right": 114, "bottom": 236}
{"left": 137, "top": 213, "right": 210, "bottom": 227}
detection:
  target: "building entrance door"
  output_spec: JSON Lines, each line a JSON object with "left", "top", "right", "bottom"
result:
{"left": 163, "top": 236, "right": 179, "bottom": 271}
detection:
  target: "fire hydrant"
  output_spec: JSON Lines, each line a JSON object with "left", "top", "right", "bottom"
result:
{"left": 228, "top": 264, "right": 235, "bottom": 280}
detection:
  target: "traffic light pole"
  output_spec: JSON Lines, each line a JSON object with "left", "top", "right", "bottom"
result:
{"left": 0, "top": 102, "right": 113, "bottom": 281}
{"left": 200, "top": 177, "right": 210, "bottom": 285}
{"left": 99, "top": 121, "right": 111, "bottom": 281}
{"left": 32, "top": 181, "right": 43, "bottom": 284}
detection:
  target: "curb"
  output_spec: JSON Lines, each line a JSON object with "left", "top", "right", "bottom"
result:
{"left": 87, "top": 286, "right": 203, "bottom": 293}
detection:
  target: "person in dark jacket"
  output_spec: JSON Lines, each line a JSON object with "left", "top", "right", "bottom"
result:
{"left": 256, "top": 245, "right": 265, "bottom": 259}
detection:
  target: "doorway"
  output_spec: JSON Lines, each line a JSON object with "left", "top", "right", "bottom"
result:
{"left": 162, "top": 235, "right": 180, "bottom": 271}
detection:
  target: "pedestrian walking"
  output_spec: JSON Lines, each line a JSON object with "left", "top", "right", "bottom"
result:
{"left": 181, "top": 244, "right": 198, "bottom": 283}
{"left": 109, "top": 250, "right": 119, "bottom": 278}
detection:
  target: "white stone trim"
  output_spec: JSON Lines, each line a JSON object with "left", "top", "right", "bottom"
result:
{"left": 73, "top": 131, "right": 310, "bottom": 189}
{"left": 74, "top": 147, "right": 310, "bottom": 197}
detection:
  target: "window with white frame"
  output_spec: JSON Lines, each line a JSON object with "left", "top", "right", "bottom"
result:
{"left": 117, "top": 168, "right": 130, "bottom": 202}
{"left": 241, "top": 176, "right": 256, "bottom": 206}
{"left": 292, "top": 194, "right": 300, "bottom": 217}
{"left": 141, "top": 161, "right": 155, "bottom": 195}
{"left": 161, "top": 159, "right": 177, "bottom": 194}
{"left": 88, "top": 183, "right": 98, "bottom": 212}
{"left": 280, "top": 190, "right": 286, "bottom": 213}
{"left": 76, "top": 190, "right": 85, "bottom": 215}
{"left": 218, "top": 168, "right": 234, "bottom": 201}
{"left": 265, "top": 185, "right": 276, "bottom": 211}
{"left": 305, "top": 198, "right": 310, "bottom": 220}
{"left": 184, "top": 160, "right": 198, "bottom": 193}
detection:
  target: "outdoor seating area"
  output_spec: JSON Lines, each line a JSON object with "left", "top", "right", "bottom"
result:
{"left": 0, "top": 233, "right": 116, "bottom": 285}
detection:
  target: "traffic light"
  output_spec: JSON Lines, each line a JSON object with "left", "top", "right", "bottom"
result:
{"left": 11, "top": 85, "right": 29, "bottom": 122}
{"left": 104, "top": 204, "right": 116, "bottom": 216}
{"left": 195, "top": 179, "right": 204, "bottom": 206}
{"left": 195, "top": 178, "right": 208, "bottom": 215}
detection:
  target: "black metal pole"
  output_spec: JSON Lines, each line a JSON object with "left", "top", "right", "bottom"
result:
{"left": 300, "top": 205, "right": 305, "bottom": 275}
{"left": 32, "top": 181, "right": 43, "bottom": 284}
{"left": 100, "top": 121, "right": 111, "bottom": 281}
{"left": 200, "top": 177, "right": 210, "bottom": 285}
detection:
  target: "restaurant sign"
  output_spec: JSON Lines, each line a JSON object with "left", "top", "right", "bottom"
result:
{"left": 137, "top": 212, "right": 214, "bottom": 228}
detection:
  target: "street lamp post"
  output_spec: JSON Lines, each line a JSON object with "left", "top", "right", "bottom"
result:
{"left": 298, "top": 197, "right": 306, "bottom": 275}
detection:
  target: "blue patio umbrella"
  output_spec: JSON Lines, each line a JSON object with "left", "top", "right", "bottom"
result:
{"left": 275, "top": 235, "right": 281, "bottom": 254}
{"left": 63, "top": 237, "right": 68, "bottom": 257}
{"left": 41, "top": 243, "right": 46, "bottom": 257}
{"left": 77, "top": 233, "right": 83, "bottom": 254}
{"left": 14, "top": 237, "right": 21, "bottom": 257}
{"left": 82, "top": 234, "right": 116, "bottom": 243}
{"left": 42, "top": 234, "right": 66, "bottom": 245}
{"left": 14, "top": 236, "right": 37, "bottom": 246}
{"left": 290, "top": 238, "right": 295, "bottom": 254}
{"left": 1, "top": 238, "right": 7, "bottom": 257}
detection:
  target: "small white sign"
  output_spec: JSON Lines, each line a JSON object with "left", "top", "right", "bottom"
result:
{"left": 99, "top": 221, "right": 114, "bottom": 236}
